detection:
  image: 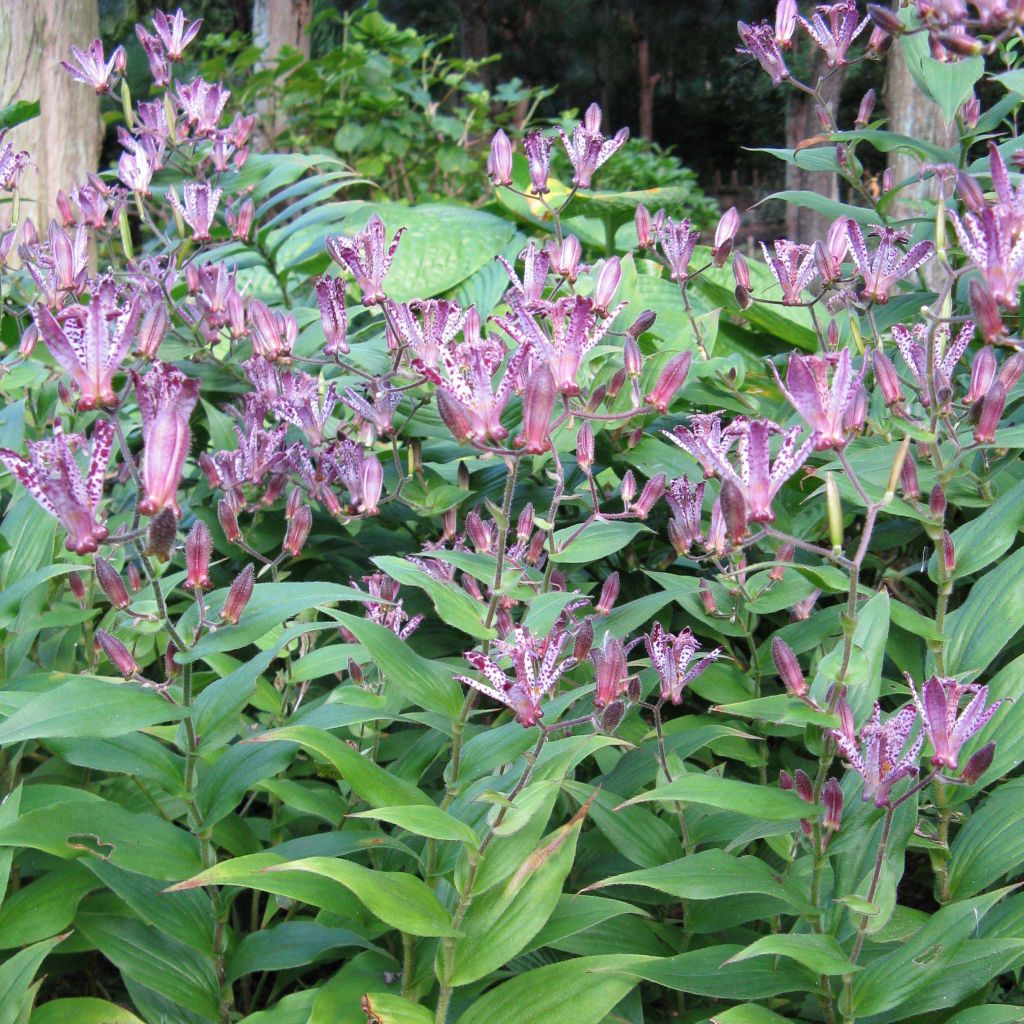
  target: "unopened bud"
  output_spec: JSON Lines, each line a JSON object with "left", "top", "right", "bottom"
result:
{"left": 441, "top": 506, "right": 457, "bottom": 540}
{"left": 127, "top": 561, "right": 142, "bottom": 592}
{"left": 644, "top": 351, "right": 692, "bottom": 413}
{"left": 822, "top": 777, "right": 844, "bottom": 831}
{"left": 436, "top": 389, "right": 473, "bottom": 444}
{"left": 137, "top": 300, "right": 168, "bottom": 358}
{"left": 95, "top": 557, "right": 131, "bottom": 608}
{"left": 458, "top": 462, "right": 471, "bottom": 490}
{"left": 712, "top": 206, "right": 739, "bottom": 266}
{"left": 221, "top": 563, "right": 255, "bottom": 624}
{"left": 283, "top": 504, "right": 312, "bottom": 557}
{"left": 600, "top": 700, "right": 626, "bottom": 733}
{"left": 593, "top": 256, "right": 621, "bottom": 315}
{"left": 938, "top": 31, "right": 983, "bottom": 56}
{"left": 348, "top": 658, "right": 364, "bottom": 686}
{"left": 587, "top": 385, "right": 607, "bottom": 411}
{"left": 856, "top": 88, "right": 876, "bottom": 128}
{"left": 790, "top": 588, "right": 821, "bottom": 621}
{"left": 720, "top": 479, "right": 747, "bottom": 545}
{"left": 929, "top": 485, "right": 946, "bottom": 521}
{"left": 886, "top": 436, "right": 913, "bottom": 502}
{"left": 844, "top": 386, "right": 867, "bottom": 434}
{"left": 164, "top": 641, "right": 179, "bottom": 678}
{"left": 595, "top": 572, "right": 620, "bottom": 616}
{"left": 183, "top": 520, "right": 212, "bottom": 590}
{"left": 941, "top": 529, "right": 956, "bottom": 572}
{"left": 974, "top": 381, "right": 1006, "bottom": 444}
{"left": 733, "top": 251, "right": 751, "bottom": 291}
{"left": 966, "top": 345, "right": 998, "bottom": 405}
{"left": 577, "top": 421, "right": 595, "bottom": 471}
{"left": 623, "top": 335, "right": 643, "bottom": 378}
{"left": 96, "top": 629, "right": 138, "bottom": 678}
{"left": 867, "top": 24, "right": 892, "bottom": 54}
{"left": 146, "top": 507, "right": 177, "bottom": 562}
{"left": 620, "top": 470, "right": 637, "bottom": 508}
{"left": 627, "top": 308, "right": 657, "bottom": 338}
{"left": 970, "top": 279, "right": 1007, "bottom": 343}
{"left": 873, "top": 349, "right": 903, "bottom": 406}
{"left": 634, "top": 474, "right": 666, "bottom": 518}
{"left": 607, "top": 368, "right": 627, "bottom": 400}
{"left": 867, "top": 3, "right": 904, "bottom": 36}
{"left": 635, "top": 204, "right": 653, "bottom": 248}
{"left": 527, "top": 529, "right": 546, "bottom": 564}
{"left": 998, "top": 351, "right": 1024, "bottom": 392}
{"left": 466, "top": 510, "right": 492, "bottom": 553}
{"left": 574, "top": 618, "right": 594, "bottom": 661}
{"left": 772, "top": 637, "right": 807, "bottom": 697}
{"left": 667, "top": 519, "right": 689, "bottom": 556}
{"left": 514, "top": 364, "right": 556, "bottom": 454}
{"left": 825, "top": 473, "right": 843, "bottom": 556}
{"left": 794, "top": 768, "right": 813, "bottom": 803}
{"left": 960, "top": 741, "right": 995, "bottom": 784}
{"left": 769, "top": 541, "right": 795, "bottom": 581}
{"left": 699, "top": 578, "right": 717, "bottom": 615}
{"left": 487, "top": 129, "right": 513, "bottom": 187}
{"left": 18, "top": 324, "right": 39, "bottom": 358}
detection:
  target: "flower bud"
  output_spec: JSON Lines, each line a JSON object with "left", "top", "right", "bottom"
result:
{"left": 898, "top": 448, "right": 919, "bottom": 500}
{"left": 733, "top": 251, "right": 751, "bottom": 291}
{"left": 844, "top": 386, "right": 867, "bottom": 435}
{"left": 593, "top": 257, "right": 621, "bottom": 315}
{"left": 513, "top": 502, "right": 533, "bottom": 544}
{"left": 587, "top": 385, "right": 607, "bottom": 412}
{"left": 600, "top": 700, "right": 625, "bottom": 734}
{"left": 595, "top": 572, "right": 620, "bottom": 616}
{"left": 775, "top": 0, "right": 797, "bottom": 45}
{"left": 360, "top": 455, "right": 384, "bottom": 515}
{"left": 164, "top": 641, "right": 179, "bottom": 679}
{"left": 146, "top": 507, "right": 177, "bottom": 562}
{"left": 644, "top": 351, "right": 692, "bottom": 413}
{"left": 957, "top": 171, "right": 987, "bottom": 215}
{"left": 667, "top": 519, "right": 689, "bottom": 557}
{"left": 620, "top": 470, "right": 637, "bottom": 508}
{"left": 873, "top": 349, "right": 903, "bottom": 406}
{"left": 970, "top": 279, "right": 1007, "bottom": 343}
{"left": 974, "top": 381, "right": 1006, "bottom": 444}
{"left": 527, "top": 529, "right": 546, "bottom": 565}
{"left": 466, "top": 510, "right": 492, "bottom": 553}
{"left": 966, "top": 345, "right": 997, "bottom": 405}
{"left": 95, "top": 557, "right": 131, "bottom": 609}
{"left": 462, "top": 574, "right": 484, "bottom": 601}
{"left": 961, "top": 94, "right": 980, "bottom": 130}
{"left": 96, "top": 629, "right": 138, "bottom": 679}
{"left": 867, "top": 24, "right": 892, "bottom": 53}
{"left": 960, "top": 741, "right": 995, "bottom": 784}
{"left": 184, "top": 520, "right": 212, "bottom": 591}
{"left": 55, "top": 190, "right": 75, "bottom": 226}
{"left": 856, "top": 88, "right": 876, "bottom": 128}
{"left": 546, "top": 235, "right": 582, "bottom": 280}
{"left": 316, "top": 276, "right": 349, "bottom": 356}
{"left": 867, "top": 3, "right": 904, "bottom": 35}
{"left": 699, "top": 578, "right": 717, "bottom": 615}
{"left": 627, "top": 308, "right": 657, "bottom": 338}
{"left": 221, "top": 563, "right": 255, "bottom": 624}
{"left": 607, "top": 368, "right": 627, "bottom": 400}
{"left": 18, "top": 324, "right": 39, "bottom": 358}
{"left": 825, "top": 473, "right": 843, "bottom": 556}
{"left": 634, "top": 473, "right": 666, "bottom": 518}
{"left": 577, "top": 421, "right": 595, "bottom": 471}
{"left": 938, "top": 31, "right": 983, "bottom": 56}
{"left": 794, "top": 768, "right": 813, "bottom": 803}
{"left": 623, "top": 334, "right": 643, "bottom": 380}
{"left": 218, "top": 499, "right": 242, "bottom": 543}
{"left": 515, "top": 364, "right": 556, "bottom": 454}
{"left": 772, "top": 637, "right": 807, "bottom": 698}
{"left": 228, "top": 197, "right": 255, "bottom": 241}
{"left": 436, "top": 389, "right": 473, "bottom": 444}
{"left": 441, "top": 506, "right": 457, "bottom": 540}
{"left": 941, "top": 529, "right": 956, "bottom": 573}
{"left": 574, "top": 618, "right": 594, "bottom": 661}
{"left": 68, "top": 570, "right": 87, "bottom": 608}
{"left": 769, "top": 541, "right": 795, "bottom": 582}
{"left": 458, "top": 462, "right": 471, "bottom": 490}
{"left": 635, "top": 204, "right": 653, "bottom": 248}
{"left": 127, "top": 561, "right": 142, "bottom": 592}
{"left": 929, "top": 485, "right": 946, "bottom": 521}
{"left": 347, "top": 658, "right": 364, "bottom": 686}
{"left": 998, "top": 351, "right": 1024, "bottom": 392}
{"left": 779, "top": 769, "right": 794, "bottom": 791}
{"left": 790, "top": 588, "right": 821, "bottom": 621}
{"left": 712, "top": 207, "right": 739, "bottom": 267}
{"left": 720, "top": 479, "right": 747, "bottom": 545}
{"left": 487, "top": 129, "right": 513, "bottom": 187}
{"left": 284, "top": 504, "right": 312, "bottom": 557}
{"left": 137, "top": 300, "right": 168, "bottom": 359}
{"left": 822, "top": 777, "right": 844, "bottom": 831}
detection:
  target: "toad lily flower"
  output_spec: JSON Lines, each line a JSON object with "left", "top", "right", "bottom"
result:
{"left": 831, "top": 698, "right": 923, "bottom": 806}
{"left": 175, "top": 79, "right": 230, "bottom": 136}
{"left": 497, "top": 242, "right": 550, "bottom": 308}
{"left": 35, "top": 285, "right": 141, "bottom": 411}
{"left": 169, "top": 183, "right": 222, "bottom": 243}
{"left": 152, "top": 8, "right": 203, "bottom": 61}
{"left": 0, "top": 420, "right": 115, "bottom": 554}
{"left": 135, "top": 25, "right": 171, "bottom": 86}
{"left": 341, "top": 573, "right": 423, "bottom": 641}
{"left": 387, "top": 299, "right": 466, "bottom": 371}
{"left": 908, "top": 675, "right": 1005, "bottom": 772}
{"left": 847, "top": 221, "right": 934, "bottom": 304}
{"left": 737, "top": 19, "right": 791, "bottom": 84}
{"left": 326, "top": 214, "right": 405, "bottom": 306}
{"left": 798, "top": 1, "right": 869, "bottom": 66}
{"left": 950, "top": 207, "right": 1024, "bottom": 308}
{"left": 61, "top": 39, "right": 126, "bottom": 93}
{"left": 892, "top": 321, "right": 973, "bottom": 411}
{"left": 665, "top": 415, "right": 814, "bottom": 523}
{"left": 771, "top": 348, "right": 867, "bottom": 449}
{"left": 456, "top": 625, "right": 578, "bottom": 727}
{"left": 523, "top": 129, "right": 553, "bottom": 194}
{"left": 644, "top": 622, "right": 720, "bottom": 704}
{"left": 0, "top": 130, "right": 30, "bottom": 191}
{"left": 132, "top": 362, "right": 201, "bottom": 516}
{"left": 664, "top": 475, "right": 705, "bottom": 554}
{"left": 656, "top": 216, "right": 701, "bottom": 281}
{"left": 558, "top": 102, "right": 629, "bottom": 189}
{"left": 761, "top": 239, "right": 818, "bottom": 305}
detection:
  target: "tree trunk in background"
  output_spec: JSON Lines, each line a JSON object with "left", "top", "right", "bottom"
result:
{"left": 784, "top": 52, "right": 845, "bottom": 243}
{"left": 458, "top": 0, "right": 491, "bottom": 88}
{"left": 252, "top": 0, "right": 311, "bottom": 144}
{"left": 0, "top": 0, "right": 101, "bottom": 229}
{"left": 629, "top": 12, "right": 660, "bottom": 140}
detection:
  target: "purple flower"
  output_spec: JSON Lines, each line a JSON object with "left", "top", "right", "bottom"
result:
{"left": 456, "top": 625, "right": 577, "bottom": 727}
{"left": 136, "top": 25, "right": 171, "bottom": 86}
{"left": 664, "top": 415, "right": 813, "bottom": 523}
{"left": 761, "top": 239, "right": 818, "bottom": 305}
{"left": 152, "top": 8, "right": 203, "bottom": 61}
{"left": 497, "top": 242, "right": 550, "bottom": 308}
{"left": 950, "top": 207, "right": 1024, "bottom": 309}
{"left": 664, "top": 475, "right": 705, "bottom": 553}
{"left": 248, "top": 299, "right": 297, "bottom": 362}
{"left": 0, "top": 420, "right": 115, "bottom": 553}
{"left": 487, "top": 129, "right": 513, "bottom": 187}
{"left": 387, "top": 299, "right": 466, "bottom": 371}
{"left": 326, "top": 214, "right": 405, "bottom": 306}
{"left": 908, "top": 675, "right": 1005, "bottom": 772}
{"left": 316, "top": 276, "right": 349, "bottom": 356}
{"left": 737, "top": 19, "right": 791, "bottom": 84}
{"left": 558, "top": 102, "right": 629, "bottom": 189}
{"left": 524, "top": 130, "right": 553, "bottom": 194}
{"left": 847, "top": 221, "right": 934, "bottom": 304}
{"left": 798, "top": 2, "right": 869, "bottom": 65}
{"left": 643, "top": 622, "right": 720, "bottom": 704}
{"left": 339, "top": 384, "right": 400, "bottom": 438}
{"left": 132, "top": 362, "right": 201, "bottom": 516}
{"left": 342, "top": 573, "right": 423, "bottom": 641}
{"left": 0, "top": 130, "right": 30, "bottom": 191}
{"left": 892, "top": 321, "right": 973, "bottom": 411}
{"left": 244, "top": 356, "right": 338, "bottom": 446}
{"left": 591, "top": 632, "right": 640, "bottom": 708}
{"left": 169, "top": 183, "right": 222, "bottom": 242}
{"left": 61, "top": 39, "right": 126, "bottom": 93}
{"left": 831, "top": 698, "right": 923, "bottom": 806}
{"left": 295, "top": 439, "right": 384, "bottom": 517}
{"left": 656, "top": 216, "right": 701, "bottom": 281}
{"left": 771, "top": 348, "right": 867, "bottom": 449}
{"left": 35, "top": 284, "right": 140, "bottom": 411}
{"left": 175, "top": 79, "right": 230, "bottom": 136}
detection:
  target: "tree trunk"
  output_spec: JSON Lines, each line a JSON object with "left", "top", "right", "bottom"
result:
{"left": 252, "top": 0, "right": 311, "bottom": 144}
{"left": 784, "top": 52, "right": 845, "bottom": 243}
{"left": 630, "top": 14, "right": 660, "bottom": 141}
{"left": 0, "top": 0, "right": 102, "bottom": 230}
{"left": 458, "top": 0, "right": 490, "bottom": 87}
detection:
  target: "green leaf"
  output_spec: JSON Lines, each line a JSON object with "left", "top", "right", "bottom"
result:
{"left": 0, "top": 677, "right": 184, "bottom": 746}
{"left": 197, "top": 740, "right": 297, "bottom": 826}
{"left": 261, "top": 857, "right": 454, "bottom": 937}
{"left": 585, "top": 848, "right": 813, "bottom": 913}
{"left": 0, "top": 863, "right": 95, "bottom": 949}
{"left": 725, "top": 932, "right": 857, "bottom": 976}
{"left": 711, "top": 694, "right": 838, "bottom": 729}
{"left": 30, "top": 999, "right": 146, "bottom": 1024}
{"left": 359, "top": 994, "right": 433, "bottom": 1024}
{"left": 948, "top": 779, "right": 1024, "bottom": 898}
{"left": 551, "top": 520, "right": 651, "bottom": 563}
{"left": 455, "top": 955, "right": 648, "bottom": 1024}
{"left": 347, "top": 805, "right": 478, "bottom": 844}
{"left": 942, "top": 1008, "right": 1024, "bottom": 1024}
{"left": 0, "top": 934, "right": 67, "bottom": 1024}
{"left": 249, "top": 725, "right": 430, "bottom": 808}
{"left": 0, "top": 100, "right": 39, "bottom": 131}
{"left": 336, "top": 613, "right": 463, "bottom": 716}
{"left": 944, "top": 546, "right": 1024, "bottom": 677}
{"left": 225, "top": 922, "right": 376, "bottom": 983}
{"left": 618, "top": 773, "right": 818, "bottom": 822}
{"left": 708, "top": 1008, "right": 793, "bottom": 1024}
{"left": 901, "top": 16, "right": 985, "bottom": 123}
{"left": 0, "top": 564, "right": 83, "bottom": 629}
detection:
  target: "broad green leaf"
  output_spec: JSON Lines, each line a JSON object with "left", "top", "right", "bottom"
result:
{"left": 261, "top": 856, "right": 454, "bottom": 937}
{"left": 225, "top": 922, "right": 376, "bottom": 982}
{"left": 942, "top": 1008, "right": 1024, "bottom": 1024}
{"left": 525, "top": 895, "right": 646, "bottom": 954}
{"left": 948, "top": 779, "right": 1024, "bottom": 898}
{"left": 551, "top": 521, "right": 651, "bottom": 563}
{"left": 712, "top": 694, "right": 838, "bottom": 729}
{"left": 0, "top": 100, "right": 40, "bottom": 131}
{"left": 709, "top": 1007, "right": 792, "bottom": 1024}
{"left": 0, "top": 564, "right": 82, "bottom": 629}
{"left": 455, "top": 955, "right": 648, "bottom": 1024}
{"left": 336, "top": 613, "right": 463, "bottom": 717}
{"left": 197, "top": 739, "right": 297, "bottom": 826}
{"left": 618, "top": 773, "right": 817, "bottom": 822}
{"left": 0, "top": 677, "right": 184, "bottom": 746}
{"left": 359, "top": 994, "right": 433, "bottom": 1024}
{"left": 586, "top": 848, "right": 813, "bottom": 913}
{"left": 901, "top": 15, "right": 985, "bottom": 123}
{"left": 0, "top": 863, "right": 95, "bottom": 949}
{"left": 30, "top": 999, "right": 145, "bottom": 1024}
{"left": 347, "top": 805, "right": 478, "bottom": 844}
{"left": 0, "top": 934, "right": 67, "bottom": 1024}
{"left": 725, "top": 932, "right": 857, "bottom": 976}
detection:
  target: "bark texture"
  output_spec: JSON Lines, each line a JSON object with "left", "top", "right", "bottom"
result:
{"left": 252, "top": 0, "right": 312, "bottom": 143}
{"left": 0, "top": 0, "right": 102, "bottom": 227}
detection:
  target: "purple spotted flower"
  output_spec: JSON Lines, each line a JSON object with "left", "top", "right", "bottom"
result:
{"left": 456, "top": 624, "right": 578, "bottom": 727}
{"left": 799, "top": 1, "right": 869, "bottom": 65}
{"left": 908, "top": 675, "right": 1005, "bottom": 772}
{"left": 761, "top": 239, "right": 818, "bottom": 305}
{"left": 771, "top": 348, "right": 867, "bottom": 449}
{"left": 664, "top": 476, "right": 705, "bottom": 554}
{"left": 737, "top": 19, "right": 791, "bottom": 84}
{"left": 175, "top": 79, "right": 230, "bottom": 136}
{"left": 524, "top": 130, "right": 553, "bottom": 194}
{"left": 61, "top": 39, "right": 126, "bottom": 93}
{"left": 387, "top": 299, "right": 466, "bottom": 371}
{"left": 665, "top": 415, "right": 814, "bottom": 523}
{"left": 644, "top": 622, "right": 720, "bottom": 704}
{"left": 831, "top": 697, "right": 923, "bottom": 806}
{"left": 950, "top": 207, "right": 1024, "bottom": 309}
{"left": 558, "top": 102, "right": 629, "bottom": 189}
{"left": 497, "top": 242, "right": 550, "bottom": 308}
{"left": 847, "top": 221, "right": 934, "bottom": 304}
{"left": 0, "top": 420, "right": 115, "bottom": 554}
{"left": 326, "top": 214, "right": 405, "bottom": 306}
{"left": 342, "top": 573, "right": 423, "bottom": 641}
{"left": 0, "top": 130, "right": 30, "bottom": 191}
{"left": 152, "top": 8, "right": 202, "bottom": 60}
{"left": 135, "top": 25, "right": 171, "bottom": 86}
{"left": 892, "top": 321, "right": 973, "bottom": 411}
{"left": 169, "top": 183, "right": 222, "bottom": 242}
{"left": 656, "top": 216, "right": 701, "bottom": 281}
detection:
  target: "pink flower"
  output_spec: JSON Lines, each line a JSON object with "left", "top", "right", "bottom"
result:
{"left": 387, "top": 299, "right": 466, "bottom": 371}
{"left": 0, "top": 420, "right": 115, "bottom": 554}
{"left": 950, "top": 207, "right": 1024, "bottom": 308}
{"left": 761, "top": 239, "right": 818, "bottom": 304}
{"left": 656, "top": 216, "right": 701, "bottom": 281}
{"left": 644, "top": 622, "right": 720, "bottom": 704}
{"left": 847, "top": 221, "right": 934, "bottom": 304}
{"left": 798, "top": 2, "right": 869, "bottom": 65}
{"left": 737, "top": 19, "right": 791, "bottom": 84}
{"left": 326, "top": 214, "right": 405, "bottom": 306}
{"left": 558, "top": 102, "right": 629, "bottom": 189}
{"left": 892, "top": 320, "right": 973, "bottom": 411}
{"left": 169, "top": 183, "right": 222, "bottom": 243}
{"left": 152, "top": 8, "right": 203, "bottom": 61}
{"left": 664, "top": 476, "right": 705, "bottom": 553}
{"left": 175, "top": 79, "right": 230, "bottom": 136}
{"left": 908, "top": 675, "right": 1005, "bottom": 772}
{"left": 524, "top": 130, "right": 553, "bottom": 194}
{"left": 61, "top": 39, "right": 126, "bottom": 93}
{"left": 316, "top": 277, "right": 349, "bottom": 356}
{"left": 0, "top": 130, "right": 30, "bottom": 191}
{"left": 343, "top": 573, "right": 423, "bottom": 640}
{"left": 136, "top": 25, "right": 171, "bottom": 86}
{"left": 132, "top": 362, "right": 201, "bottom": 516}
{"left": 497, "top": 242, "right": 550, "bottom": 308}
